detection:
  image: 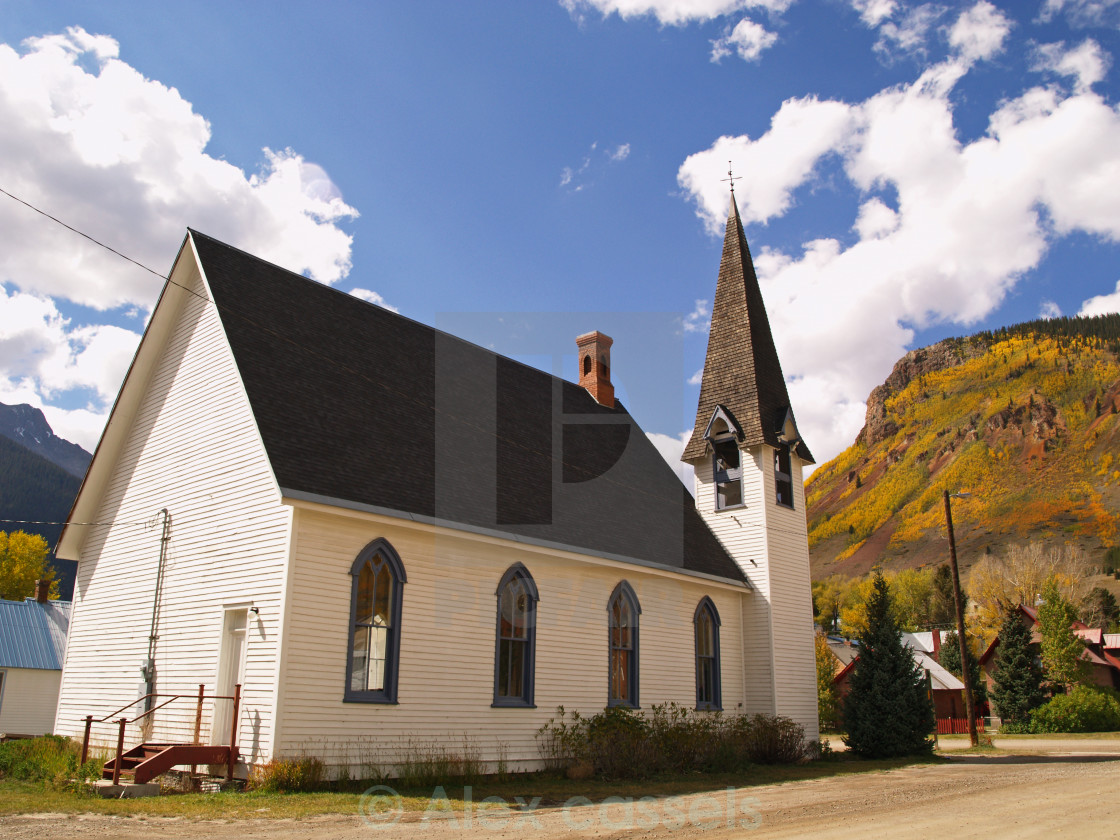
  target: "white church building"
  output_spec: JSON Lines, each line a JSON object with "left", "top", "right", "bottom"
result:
{"left": 53, "top": 194, "right": 817, "bottom": 775}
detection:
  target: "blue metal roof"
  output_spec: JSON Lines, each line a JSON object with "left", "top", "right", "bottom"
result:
{"left": 0, "top": 598, "right": 70, "bottom": 670}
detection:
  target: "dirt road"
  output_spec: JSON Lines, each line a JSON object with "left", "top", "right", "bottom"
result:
{"left": 4, "top": 752, "right": 1118, "bottom": 839}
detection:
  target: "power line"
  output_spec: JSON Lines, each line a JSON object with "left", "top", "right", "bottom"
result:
{"left": 0, "top": 518, "right": 155, "bottom": 528}
{"left": 0, "top": 186, "right": 167, "bottom": 280}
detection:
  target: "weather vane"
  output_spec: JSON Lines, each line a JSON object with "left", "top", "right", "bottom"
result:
{"left": 721, "top": 161, "right": 741, "bottom": 194}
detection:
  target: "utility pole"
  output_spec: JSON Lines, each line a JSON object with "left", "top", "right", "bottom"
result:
{"left": 944, "top": 490, "right": 978, "bottom": 747}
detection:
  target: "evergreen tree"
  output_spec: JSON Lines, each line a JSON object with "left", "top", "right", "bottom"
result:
{"left": 939, "top": 630, "right": 987, "bottom": 707}
{"left": 989, "top": 607, "right": 1044, "bottom": 725}
{"left": 1037, "top": 577, "right": 1088, "bottom": 688}
{"left": 843, "top": 569, "right": 935, "bottom": 757}
{"left": 929, "top": 564, "right": 958, "bottom": 628}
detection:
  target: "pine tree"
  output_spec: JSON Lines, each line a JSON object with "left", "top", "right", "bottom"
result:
{"left": 939, "top": 630, "right": 987, "bottom": 707}
{"left": 843, "top": 569, "right": 935, "bottom": 757}
{"left": 929, "top": 564, "right": 958, "bottom": 627}
{"left": 989, "top": 607, "right": 1044, "bottom": 725}
{"left": 1037, "top": 577, "right": 1089, "bottom": 688}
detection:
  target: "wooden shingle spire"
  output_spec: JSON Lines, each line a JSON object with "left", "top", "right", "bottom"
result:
{"left": 682, "top": 194, "right": 813, "bottom": 463}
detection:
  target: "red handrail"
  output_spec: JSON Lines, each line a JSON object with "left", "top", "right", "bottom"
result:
{"left": 80, "top": 685, "right": 241, "bottom": 773}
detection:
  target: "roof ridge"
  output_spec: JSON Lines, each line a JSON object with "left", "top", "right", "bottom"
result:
{"left": 187, "top": 230, "right": 626, "bottom": 413}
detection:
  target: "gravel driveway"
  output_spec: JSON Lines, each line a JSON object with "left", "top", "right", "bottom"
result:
{"left": 3, "top": 745, "right": 1118, "bottom": 839}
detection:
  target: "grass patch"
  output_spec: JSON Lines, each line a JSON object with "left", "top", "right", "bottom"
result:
{"left": 0, "top": 755, "right": 939, "bottom": 820}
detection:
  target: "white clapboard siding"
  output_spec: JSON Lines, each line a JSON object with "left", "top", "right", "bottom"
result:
{"left": 760, "top": 451, "right": 820, "bottom": 741}
{"left": 0, "top": 669, "right": 62, "bottom": 736}
{"left": 272, "top": 502, "right": 748, "bottom": 772}
{"left": 691, "top": 446, "right": 819, "bottom": 740}
{"left": 54, "top": 247, "right": 292, "bottom": 765}
{"left": 692, "top": 451, "right": 775, "bottom": 716}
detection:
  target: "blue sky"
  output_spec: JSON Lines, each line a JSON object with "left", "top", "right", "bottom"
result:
{"left": 1, "top": 1, "right": 1119, "bottom": 482}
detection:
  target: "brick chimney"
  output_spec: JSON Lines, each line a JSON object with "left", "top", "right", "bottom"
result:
{"left": 576, "top": 331, "right": 615, "bottom": 407}
{"left": 932, "top": 629, "right": 941, "bottom": 660}
{"left": 35, "top": 578, "right": 50, "bottom": 603}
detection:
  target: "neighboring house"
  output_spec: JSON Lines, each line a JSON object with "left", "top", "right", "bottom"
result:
{"left": 979, "top": 604, "right": 1120, "bottom": 694}
{"left": 0, "top": 580, "right": 70, "bottom": 738}
{"left": 830, "top": 631, "right": 967, "bottom": 723}
{"left": 54, "top": 194, "right": 819, "bottom": 776}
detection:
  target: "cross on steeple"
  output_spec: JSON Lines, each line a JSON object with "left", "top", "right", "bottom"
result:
{"left": 721, "top": 161, "right": 741, "bottom": 194}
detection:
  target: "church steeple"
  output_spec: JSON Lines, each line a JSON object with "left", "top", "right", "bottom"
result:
{"left": 682, "top": 193, "right": 813, "bottom": 464}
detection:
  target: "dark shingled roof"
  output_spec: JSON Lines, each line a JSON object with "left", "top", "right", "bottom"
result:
{"left": 682, "top": 196, "right": 814, "bottom": 463}
{"left": 189, "top": 231, "right": 746, "bottom": 584}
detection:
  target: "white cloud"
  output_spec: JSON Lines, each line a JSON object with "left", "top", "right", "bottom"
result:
{"left": 1034, "top": 39, "right": 1111, "bottom": 93}
{"left": 874, "top": 4, "right": 945, "bottom": 60}
{"left": 688, "top": 367, "right": 704, "bottom": 385}
{"left": 0, "top": 27, "right": 359, "bottom": 449}
{"left": 851, "top": 0, "right": 897, "bottom": 27}
{"left": 349, "top": 288, "right": 400, "bottom": 313}
{"left": 678, "top": 45, "right": 1120, "bottom": 465}
{"left": 683, "top": 299, "right": 711, "bottom": 332}
{"left": 1079, "top": 279, "right": 1120, "bottom": 315}
{"left": 1040, "top": 299, "right": 1062, "bottom": 319}
{"left": 0, "top": 28, "right": 358, "bottom": 310}
{"left": 678, "top": 97, "right": 856, "bottom": 231}
{"left": 853, "top": 197, "right": 900, "bottom": 240}
{"left": 561, "top": 141, "right": 631, "bottom": 191}
{"left": 561, "top": 0, "right": 792, "bottom": 27}
{"left": 1040, "top": 0, "right": 1120, "bottom": 27}
{"left": 0, "top": 284, "right": 141, "bottom": 449}
{"left": 948, "top": 1, "right": 1011, "bottom": 63}
{"left": 646, "top": 430, "right": 695, "bottom": 490}
{"left": 710, "top": 18, "right": 778, "bottom": 62}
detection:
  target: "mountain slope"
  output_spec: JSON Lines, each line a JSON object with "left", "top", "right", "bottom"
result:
{"left": 0, "top": 402, "right": 91, "bottom": 478}
{"left": 806, "top": 314, "right": 1120, "bottom": 579}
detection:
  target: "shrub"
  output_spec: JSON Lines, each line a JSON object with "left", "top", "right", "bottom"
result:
{"left": 1028, "top": 686, "right": 1120, "bottom": 733}
{"left": 735, "top": 714, "right": 809, "bottom": 764}
{"left": 0, "top": 735, "right": 101, "bottom": 788}
{"left": 535, "top": 705, "right": 808, "bottom": 779}
{"left": 250, "top": 755, "right": 326, "bottom": 792}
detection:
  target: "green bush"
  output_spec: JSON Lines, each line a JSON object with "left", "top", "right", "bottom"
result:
{"left": 0, "top": 735, "right": 102, "bottom": 788}
{"left": 536, "top": 704, "right": 809, "bottom": 779}
{"left": 250, "top": 755, "right": 326, "bottom": 792}
{"left": 733, "top": 713, "right": 810, "bottom": 764}
{"left": 1029, "top": 686, "right": 1120, "bottom": 733}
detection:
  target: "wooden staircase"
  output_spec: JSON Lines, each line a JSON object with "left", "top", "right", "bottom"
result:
{"left": 102, "top": 742, "right": 235, "bottom": 785}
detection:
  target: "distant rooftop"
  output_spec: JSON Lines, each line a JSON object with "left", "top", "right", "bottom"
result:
{"left": 0, "top": 598, "right": 70, "bottom": 670}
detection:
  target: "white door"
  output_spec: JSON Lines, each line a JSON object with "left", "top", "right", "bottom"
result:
{"left": 211, "top": 609, "right": 247, "bottom": 745}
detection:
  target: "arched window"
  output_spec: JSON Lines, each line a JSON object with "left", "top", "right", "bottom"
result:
{"left": 694, "top": 597, "right": 722, "bottom": 710}
{"left": 583, "top": 355, "right": 592, "bottom": 375}
{"left": 345, "top": 539, "right": 406, "bottom": 703}
{"left": 493, "top": 564, "right": 539, "bottom": 707}
{"left": 608, "top": 581, "right": 641, "bottom": 707}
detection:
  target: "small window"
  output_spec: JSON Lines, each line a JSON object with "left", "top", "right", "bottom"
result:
{"left": 774, "top": 443, "right": 794, "bottom": 508}
{"left": 583, "top": 355, "right": 592, "bottom": 375}
{"left": 493, "top": 564, "right": 539, "bottom": 707}
{"left": 345, "top": 539, "right": 406, "bottom": 703}
{"left": 713, "top": 436, "right": 743, "bottom": 510}
{"left": 608, "top": 581, "right": 641, "bottom": 707}
{"left": 694, "top": 598, "right": 722, "bottom": 710}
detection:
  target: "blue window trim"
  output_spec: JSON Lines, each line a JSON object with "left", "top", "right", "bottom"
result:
{"left": 492, "top": 563, "right": 539, "bottom": 708}
{"left": 607, "top": 580, "right": 641, "bottom": 708}
{"left": 693, "top": 597, "right": 722, "bottom": 711}
{"left": 344, "top": 538, "right": 406, "bottom": 704}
